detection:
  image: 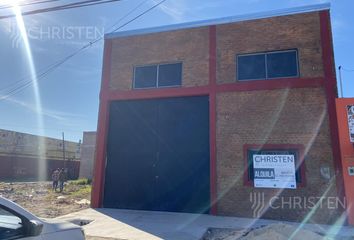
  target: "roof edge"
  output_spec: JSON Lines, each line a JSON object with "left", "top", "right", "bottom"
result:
{"left": 105, "top": 3, "right": 330, "bottom": 39}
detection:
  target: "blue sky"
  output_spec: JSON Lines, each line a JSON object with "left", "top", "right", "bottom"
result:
{"left": 0, "top": 0, "right": 353, "bottom": 142}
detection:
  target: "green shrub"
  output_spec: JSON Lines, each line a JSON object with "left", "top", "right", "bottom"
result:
{"left": 70, "top": 178, "right": 91, "bottom": 185}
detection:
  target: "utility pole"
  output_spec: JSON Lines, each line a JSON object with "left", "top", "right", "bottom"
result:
{"left": 62, "top": 132, "right": 66, "bottom": 168}
{"left": 338, "top": 66, "right": 344, "bottom": 98}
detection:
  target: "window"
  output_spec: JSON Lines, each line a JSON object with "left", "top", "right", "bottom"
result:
{"left": 134, "top": 65, "right": 157, "bottom": 88}
{"left": 0, "top": 207, "right": 25, "bottom": 239}
{"left": 133, "top": 62, "right": 182, "bottom": 89}
{"left": 238, "top": 53, "right": 266, "bottom": 80}
{"left": 237, "top": 50, "right": 299, "bottom": 81}
{"left": 158, "top": 63, "right": 182, "bottom": 87}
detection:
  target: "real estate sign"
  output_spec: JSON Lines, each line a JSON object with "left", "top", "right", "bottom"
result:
{"left": 348, "top": 105, "right": 354, "bottom": 143}
{"left": 253, "top": 154, "right": 296, "bottom": 189}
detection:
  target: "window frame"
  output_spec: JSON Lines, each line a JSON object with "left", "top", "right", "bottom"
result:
{"left": 243, "top": 144, "right": 306, "bottom": 188}
{"left": 236, "top": 49, "right": 300, "bottom": 81}
{"left": 132, "top": 63, "right": 158, "bottom": 90}
{"left": 133, "top": 62, "right": 183, "bottom": 89}
{"left": 0, "top": 204, "right": 28, "bottom": 239}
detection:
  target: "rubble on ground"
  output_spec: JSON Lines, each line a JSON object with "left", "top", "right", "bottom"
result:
{"left": 75, "top": 199, "right": 90, "bottom": 205}
{"left": 239, "top": 223, "right": 324, "bottom": 240}
{"left": 203, "top": 223, "right": 351, "bottom": 240}
{"left": 0, "top": 181, "right": 91, "bottom": 218}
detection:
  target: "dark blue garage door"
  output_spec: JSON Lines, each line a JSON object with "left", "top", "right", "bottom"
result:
{"left": 103, "top": 96, "right": 210, "bottom": 213}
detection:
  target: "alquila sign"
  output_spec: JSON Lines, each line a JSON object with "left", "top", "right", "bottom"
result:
{"left": 253, "top": 154, "right": 297, "bottom": 189}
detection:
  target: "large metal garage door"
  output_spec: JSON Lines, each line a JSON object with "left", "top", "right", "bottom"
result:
{"left": 103, "top": 96, "right": 210, "bottom": 213}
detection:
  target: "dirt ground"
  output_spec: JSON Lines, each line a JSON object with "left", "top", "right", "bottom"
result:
{"left": 0, "top": 180, "right": 91, "bottom": 218}
{"left": 202, "top": 224, "right": 354, "bottom": 240}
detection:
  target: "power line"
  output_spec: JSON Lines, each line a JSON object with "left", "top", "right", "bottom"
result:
{"left": 0, "top": 0, "right": 121, "bottom": 19}
{"left": 111, "top": 0, "right": 167, "bottom": 32}
{"left": 0, "top": 0, "right": 64, "bottom": 10}
{"left": 338, "top": 66, "right": 343, "bottom": 98}
{"left": 0, "top": 0, "right": 167, "bottom": 101}
{"left": 0, "top": 0, "right": 150, "bottom": 98}
{"left": 0, "top": 0, "right": 148, "bottom": 95}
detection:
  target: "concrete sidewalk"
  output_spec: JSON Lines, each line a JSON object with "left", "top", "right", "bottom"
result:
{"left": 57, "top": 208, "right": 354, "bottom": 240}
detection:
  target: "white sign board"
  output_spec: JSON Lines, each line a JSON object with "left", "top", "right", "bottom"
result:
{"left": 347, "top": 105, "right": 354, "bottom": 143}
{"left": 253, "top": 154, "right": 297, "bottom": 189}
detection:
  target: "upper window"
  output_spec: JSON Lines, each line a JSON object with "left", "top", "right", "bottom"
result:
{"left": 133, "top": 62, "right": 182, "bottom": 89}
{"left": 237, "top": 50, "right": 299, "bottom": 81}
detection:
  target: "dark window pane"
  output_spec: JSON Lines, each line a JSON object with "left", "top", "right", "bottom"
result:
{"left": 267, "top": 51, "right": 298, "bottom": 78}
{"left": 158, "top": 63, "right": 182, "bottom": 87}
{"left": 134, "top": 65, "right": 157, "bottom": 88}
{"left": 237, "top": 54, "right": 266, "bottom": 80}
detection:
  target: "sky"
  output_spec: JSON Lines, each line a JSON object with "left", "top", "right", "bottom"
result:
{"left": 0, "top": 0, "right": 353, "bottom": 142}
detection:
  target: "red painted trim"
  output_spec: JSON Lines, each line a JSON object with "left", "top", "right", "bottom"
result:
{"left": 243, "top": 144, "right": 306, "bottom": 188}
{"left": 91, "top": 39, "right": 112, "bottom": 208}
{"left": 216, "top": 77, "right": 324, "bottom": 93}
{"left": 319, "top": 10, "right": 345, "bottom": 203}
{"left": 209, "top": 25, "right": 217, "bottom": 215}
{"left": 93, "top": 15, "right": 337, "bottom": 214}
{"left": 107, "top": 77, "right": 324, "bottom": 101}
{"left": 108, "top": 86, "right": 210, "bottom": 101}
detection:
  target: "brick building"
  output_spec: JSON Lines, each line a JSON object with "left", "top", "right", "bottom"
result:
{"left": 92, "top": 4, "right": 344, "bottom": 224}
{"left": 79, "top": 131, "right": 96, "bottom": 180}
{"left": 0, "top": 129, "right": 81, "bottom": 180}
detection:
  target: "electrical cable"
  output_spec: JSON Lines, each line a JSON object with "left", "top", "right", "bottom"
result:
{"left": 0, "top": 0, "right": 64, "bottom": 10}
{"left": 0, "top": 0, "right": 148, "bottom": 94}
{"left": 0, "top": 0, "right": 167, "bottom": 101}
{"left": 0, "top": 0, "right": 121, "bottom": 19}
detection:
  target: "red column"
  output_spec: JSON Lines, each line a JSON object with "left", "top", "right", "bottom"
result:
{"left": 209, "top": 25, "right": 218, "bottom": 215}
{"left": 319, "top": 10, "right": 345, "bottom": 206}
{"left": 91, "top": 40, "right": 112, "bottom": 208}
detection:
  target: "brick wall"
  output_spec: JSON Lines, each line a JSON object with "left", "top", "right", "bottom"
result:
{"left": 216, "top": 88, "right": 341, "bottom": 223}
{"left": 102, "top": 10, "right": 342, "bottom": 223}
{"left": 216, "top": 12, "right": 324, "bottom": 84}
{"left": 0, "top": 155, "right": 80, "bottom": 180}
{"left": 79, "top": 131, "right": 96, "bottom": 179}
{"left": 109, "top": 27, "right": 210, "bottom": 90}
{"left": 0, "top": 129, "right": 79, "bottom": 160}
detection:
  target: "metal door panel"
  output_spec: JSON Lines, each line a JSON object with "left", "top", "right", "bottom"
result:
{"left": 104, "top": 96, "right": 210, "bottom": 213}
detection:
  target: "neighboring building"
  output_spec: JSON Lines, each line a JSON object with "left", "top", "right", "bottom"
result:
{"left": 79, "top": 131, "right": 96, "bottom": 180}
{"left": 92, "top": 4, "right": 344, "bottom": 224}
{"left": 0, "top": 129, "right": 81, "bottom": 180}
{"left": 336, "top": 98, "right": 354, "bottom": 225}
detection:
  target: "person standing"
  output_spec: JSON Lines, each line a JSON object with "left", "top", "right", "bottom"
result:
{"left": 58, "top": 168, "right": 67, "bottom": 193}
{"left": 52, "top": 168, "right": 59, "bottom": 191}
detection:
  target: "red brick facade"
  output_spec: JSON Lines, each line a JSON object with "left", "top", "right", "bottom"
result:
{"left": 92, "top": 7, "right": 343, "bottom": 224}
{"left": 109, "top": 27, "right": 210, "bottom": 90}
{"left": 216, "top": 88, "right": 339, "bottom": 222}
{"left": 216, "top": 12, "right": 324, "bottom": 84}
